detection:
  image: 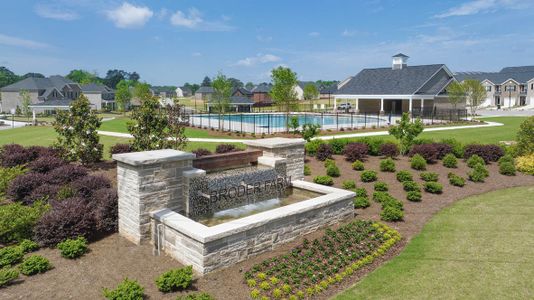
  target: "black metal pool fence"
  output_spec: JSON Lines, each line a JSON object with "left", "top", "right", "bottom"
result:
{"left": 186, "top": 108, "right": 468, "bottom": 134}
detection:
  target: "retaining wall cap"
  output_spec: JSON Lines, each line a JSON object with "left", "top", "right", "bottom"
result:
{"left": 244, "top": 137, "right": 305, "bottom": 149}
{"left": 113, "top": 149, "right": 195, "bottom": 166}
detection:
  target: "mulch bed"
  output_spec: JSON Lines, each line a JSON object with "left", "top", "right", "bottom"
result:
{"left": 1, "top": 155, "right": 532, "bottom": 300}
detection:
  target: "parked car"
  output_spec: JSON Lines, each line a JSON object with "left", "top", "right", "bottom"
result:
{"left": 337, "top": 103, "right": 352, "bottom": 110}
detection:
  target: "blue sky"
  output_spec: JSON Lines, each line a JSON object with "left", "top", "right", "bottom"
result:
{"left": 1, "top": 0, "right": 534, "bottom": 85}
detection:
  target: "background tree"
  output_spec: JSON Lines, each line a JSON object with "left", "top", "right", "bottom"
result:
{"left": 19, "top": 90, "right": 31, "bottom": 120}
{"left": 270, "top": 66, "right": 298, "bottom": 131}
{"left": 129, "top": 72, "right": 140, "bottom": 83}
{"left": 201, "top": 76, "right": 212, "bottom": 87}
{"left": 303, "top": 84, "right": 319, "bottom": 111}
{"left": 127, "top": 96, "right": 172, "bottom": 151}
{"left": 104, "top": 69, "right": 133, "bottom": 89}
{"left": 133, "top": 82, "right": 153, "bottom": 102}
{"left": 388, "top": 112, "right": 424, "bottom": 155}
{"left": 53, "top": 95, "right": 103, "bottom": 164}
{"left": 184, "top": 82, "right": 200, "bottom": 95}
{"left": 446, "top": 81, "right": 466, "bottom": 110}
{"left": 114, "top": 80, "right": 131, "bottom": 113}
{"left": 66, "top": 69, "right": 99, "bottom": 84}
{"left": 463, "top": 79, "right": 486, "bottom": 116}
{"left": 228, "top": 77, "right": 244, "bottom": 89}
{"left": 245, "top": 82, "right": 255, "bottom": 90}
{"left": 211, "top": 72, "right": 232, "bottom": 130}
{"left": 0, "top": 66, "right": 19, "bottom": 88}
{"left": 21, "top": 73, "right": 45, "bottom": 79}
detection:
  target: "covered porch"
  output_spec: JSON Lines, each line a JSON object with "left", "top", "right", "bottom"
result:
{"left": 333, "top": 95, "right": 436, "bottom": 114}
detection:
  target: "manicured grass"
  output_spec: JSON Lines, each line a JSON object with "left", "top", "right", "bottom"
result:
{"left": 335, "top": 186, "right": 534, "bottom": 300}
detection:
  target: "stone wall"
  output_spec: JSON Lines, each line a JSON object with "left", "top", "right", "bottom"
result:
{"left": 245, "top": 138, "right": 305, "bottom": 180}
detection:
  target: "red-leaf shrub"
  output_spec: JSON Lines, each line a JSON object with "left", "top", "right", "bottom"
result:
{"left": 90, "top": 188, "right": 118, "bottom": 232}
{"left": 28, "top": 156, "right": 66, "bottom": 174}
{"left": 409, "top": 144, "right": 438, "bottom": 163}
{"left": 192, "top": 148, "right": 212, "bottom": 157}
{"left": 342, "top": 143, "right": 369, "bottom": 162}
{"left": 379, "top": 143, "right": 399, "bottom": 158}
{"left": 110, "top": 143, "right": 133, "bottom": 155}
{"left": 0, "top": 144, "right": 34, "bottom": 167}
{"left": 33, "top": 197, "right": 96, "bottom": 246}
{"left": 7, "top": 172, "right": 47, "bottom": 201}
{"left": 27, "top": 146, "right": 61, "bottom": 160}
{"left": 464, "top": 144, "right": 504, "bottom": 163}
{"left": 315, "top": 144, "right": 333, "bottom": 161}
{"left": 215, "top": 144, "right": 238, "bottom": 154}
{"left": 432, "top": 143, "right": 452, "bottom": 160}
{"left": 46, "top": 164, "right": 88, "bottom": 185}
{"left": 25, "top": 184, "right": 61, "bottom": 205}
{"left": 72, "top": 175, "right": 112, "bottom": 199}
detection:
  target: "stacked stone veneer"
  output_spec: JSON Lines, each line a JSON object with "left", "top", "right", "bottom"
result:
{"left": 245, "top": 138, "right": 305, "bottom": 180}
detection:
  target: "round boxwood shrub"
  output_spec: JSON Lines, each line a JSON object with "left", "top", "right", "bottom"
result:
{"left": 155, "top": 266, "right": 193, "bottom": 292}
{"left": 303, "top": 164, "right": 311, "bottom": 176}
{"left": 305, "top": 140, "right": 325, "bottom": 156}
{"left": 379, "top": 158, "right": 396, "bottom": 172}
{"left": 423, "top": 182, "right": 443, "bottom": 194}
{"left": 380, "top": 206, "right": 403, "bottom": 222}
{"left": 499, "top": 162, "right": 516, "bottom": 176}
{"left": 379, "top": 143, "right": 399, "bottom": 158}
{"left": 326, "top": 164, "right": 340, "bottom": 177}
{"left": 381, "top": 197, "right": 404, "bottom": 211}
{"left": 0, "top": 245, "right": 24, "bottom": 268}
{"left": 410, "top": 154, "right": 427, "bottom": 171}
{"left": 316, "top": 144, "right": 333, "bottom": 161}
{"left": 360, "top": 170, "right": 378, "bottom": 182}
{"left": 498, "top": 155, "right": 514, "bottom": 166}
{"left": 342, "top": 143, "right": 369, "bottom": 162}
{"left": 442, "top": 153, "right": 458, "bottom": 168}
{"left": 313, "top": 175, "right": 333, "bottom": 186}
{"left": 342, "top": 180, "right": 356, "bottom": 190}
{"left": 448, "top": 173, "right": 465, "bottom": 187}
{"left": 324, "top": 158, "right": 335, "bottom": 168}
{"left": 19, "top": 255, "right": 52, "bottom": 276}
{"left": 468, "top": 165, "right": 487, "bottom": 183}
{"left": 57, "top": 236, "right": 88, "bottom": 259}
{"left": 420, "top": 172, "right": 439, "bottom": 182}
{"left": 19, "top": 239, "right": 40, "bottom": 253}
{"left": 406, "top": 191, "right": 422, "bottom": 202}
{"left": 374, "top": 182, "right": 388, "bottom": 192}
{"left": 351, "top": 160, "right": 365, "bottom": 171}
{"left": 353, "top": 196, "right": 370, "bottom": 209}
{"left": 0, "top": 267, "right": 19, "bottom": 287}
{"left": 330, "top": 139, "right": 351, "bottom": 155}
{"left": 109, "top": 143, "right": 133, "bottom": 156}
{"left": 402, "top": 181, "right": 420, "bottom": 192}
{"left": 466, "top": 154, "right": 485, "bottom": 168}
{"left": 396, "top": 170, "right": 413, "bottom": 182}
{"left": 372, "top": 191, "right": 394, "bottom": 204}
{"left": 354, "top": 187, "right": 368, "bottom": 198}
{"left": 103, "top": 278, "right": 144, "bottom": 300}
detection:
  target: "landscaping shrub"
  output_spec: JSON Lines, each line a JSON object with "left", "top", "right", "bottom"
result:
{"left": 326, "top": 164, "right": 340, "bottom": 177}
{"left": 192, "top": 148, "right": 212, "bottom": 158}
{"left": 464, "top": 144, "right": 504, "bottom": 163}
{"left": 0, "top": 201, "right": 48, "bottom": 244}
{"left": 448, "top": 173, "right": 465, "bottom": 187}
{"left": 442, "top": 153, "right": 458, "bottom": 168}
{"left": 103, "top": 278, "right": 144, "bottom": 300}
{"left": 402, "top": 181, "right": 420, "bottom": 192}
{"left": 323, "top": 158, "right": 336, "bottom": 168}
{"left": 396, "top": 170, "right": 413, "bottom": 182}
{"left": 389, "top": 113, "right": 424, "bottom": 154}
{"left": 28, "top": 156, "right": 66, "bottom": 174}
{"left": 19, "top": 239, "right": 39, "bottom": 253}
{"left": 380, "top": 206, "right": 403, "bottom": 222}
{"left": 315, "top": 144, "right": 333, "bottom": 161}
{"left": 0, "top": 144, "right": 34, "bottom": 167}
{"left": 109, "top": 143, "right": 133, "bottom": 156}
{"left": 27, "top": 146, "right": 61, "bottom": 160}
{"left": 498, "top": 155, "right": 514, "bottom": 166}
{"left": 466, "top": 154, "right": 485, "bottom": 168}
{"left": 353, "top": 196, "right": 370, "bottom": 209}
{"left": 432, "top": 143, "right": 453, "bottom": 160}
{"left": 378, "top": 143, "right": 399, "bottom": 158}
{"left": 413, "top": 138, "right": 434, "bottom": 145}
{"left": 57, "top": 236, "right": 88, "bottom": 259}
{"left": 46, "top": 164, "right": 89, "bottom": 185}
{"left": 342, "top": 143, "right": 369, "bottom": 162}
{"left": 355, "top": 187, "right": 368, "bottom": 198}
{"left": 72, "top": 175, "right": 112, "bottom": 198}
{"left": 19, "top": 255, "right": 52, "bottom": 275}
{"left": 330, "top": 139, "right": 351, "bottom": 155}
{"left": 26, "top": 184, "right": 61, "bottom": 205}
{"left": 305, "top": 140, "right": 325, "bottom": 156}
{"left": 342, "top": 180, "right": 356, "bottom": 190}
{"left": 360, "top": 170, "right": 378, "bottom": 182}
{"left": 313, "top": 175, "right": 333, "bottom": 186}
{"left": 406, "top": 191, "right": 422, "bottom": 202}
{"left": 155, "top": 266, "right": 194, "bottom": 292}
{"left": 0, "top": 267, "right": 19, "bottom": 287}
{"left": 409, "top": 144, "right": 438, "bottom": 163}
{"left": 499, "top": 162, "right": 516, "bottom": 176}
{"left": 0, "top": 166, "right": 26, "bottom": 197}
{"left": 380, "top": 196, "right": 403, "bottom": 211}
{"left": 468, "top": 164, "right": 489, "bottom": 182}
{"left": 33, "top": 198, "right": 96, "bottom": 246}
{"left": 410, "top": 154, "right": 427, "bottom": 170}
{"left": 176, "top": 292, "right": 215, "bottom": 300}
{"left": 441, "top": 138, "right": 464, "bottom": 158}
{"left": 515, "top": 116, "right": 534, "bottom": 156}
{"left": 516, "top": 154, "right": 534, "bottom": 175}
{"left": 303, "top": 164, "right": 311, "bottom": 176}
{"left": 423, "top": 182, "right": 443, "bottom": 194}
{"left": 372, "top": 191, "right": 393, "bottom": 204}
{"left": 374, "top": 182, "right": 388, "bottom": 192}
{"left": 90, "top": 188, "right": 118, "bottom": 233}
{"left": 351, "top": 160, "right": 365, "bottom": 171}
{"left": 420, "top": 172, "right": 439, "bottom": 182}
{"left": 6, "top": 172, "right": 47, "bottom": 202}
{"left": 215, "top": 144, "right": 237, "bottom": 154}
{"left": 379, "top": 158, "right": 396, "bottom": 172}
{"left": 0, "top": 245, "right": 24, "bottom": 267}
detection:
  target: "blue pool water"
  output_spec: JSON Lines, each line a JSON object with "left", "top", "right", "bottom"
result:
{"left": 194, "top": 113, "right": 386, "bottom": 129}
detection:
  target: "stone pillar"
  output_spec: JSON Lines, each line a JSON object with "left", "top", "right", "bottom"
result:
{"left": 245, "top": 138, "right": 305, "bottom": 181}
{"left": 113, "top": 149, "right": 196, "bottom": 244}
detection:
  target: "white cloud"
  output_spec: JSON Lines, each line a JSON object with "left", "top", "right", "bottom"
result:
{"left": 308, "top": 32, "right": 320, "bottom": 37}
{"left": 236, "top": 54, "right": 281, "bottom": 67}
{"left": 34, "top": 4, "right": 79, "bottom": 21}
{"left": 192, "top": 52, "right": 202, "bottom": 57}
{"left": 435, "top": 0, "right": 531, "bottom": 18}
{"left": 170, "top": 8, "right": 234, "bottom": 31}
{"left": 0, "top": 33, "right": 50, "bottom": 49}
{"left": 257, "top": 35, "right": 273, "bottom": 42}
{"left": 105, "top": 2, "right": 153, "bottom": 29}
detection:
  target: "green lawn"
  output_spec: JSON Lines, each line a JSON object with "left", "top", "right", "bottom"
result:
{"left": 335, "top": 186, "right": 534, "bottom": 300}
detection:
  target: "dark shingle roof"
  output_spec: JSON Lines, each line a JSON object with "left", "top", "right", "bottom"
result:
{"left": 337, "top": 64, "right": 445, "bottom": 95}
{"left": 81, "top": 83, "right": 113, "bottom": 93}
{"left": 455, "top": 66, "right": 534, "bottom": 84}
{"left": 209, "top": 96, "right": 253, "bottom": 105}
{"left": 297, "top": 81, "right": 319, "bottom": 89}
{"left": 393, "top": 53, "right": 409, "bottom": 58}
{"left": 1, "top": 75, "right": 76, "bottom": 92}
{"left": 196, "top": 86, "right": 214, "bottom": 94}
{"left": 232, "top": 87, "right": 252, "bottom": 96}
{"left": 252, "top": 83, "right": 272, "bottom": 93}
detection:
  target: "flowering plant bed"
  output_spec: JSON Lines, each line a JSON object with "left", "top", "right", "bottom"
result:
{"left": 243, "top": 220, "right": 400, "bottom": 299}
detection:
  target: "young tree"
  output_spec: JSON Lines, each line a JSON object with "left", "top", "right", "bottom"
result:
{"left": 166, "top": 101, "right": 189, "bottom": 150}
{"left": 301, "top": 124, "right": 321, "bottom": 142}
{"left": 114, "top": 80, "right": 131, "bottom": 113}
{"left": 19, "top": 90, "right": 31, "bottom": 120}
{"left": 303, "top": 84, "right": 319, "bottom": 111}
{"left": 127, "top": 96, "right": 172, "bottom": 151}
{"left": 270, "top": 66, "right": 298, "bottom": 131}
{"left": 388, "top": 112, "right": 424, "bottom": 155}
{"left": 463, "top": 79, "right": 486, "bottom": 116}
{"left": 516, "top": 116, "right": 534, "bottom": 156}
{"left": 54, "top": 95, "right": 103, "bottom": 164}
{"left": 211, "top": 72, "right": 232, "bottom": 130}
{"left": 447, "top": 81, "right": 466, "bottom": 110}
{"left": 133, "top": 82, "right": 153, "bottom": 103}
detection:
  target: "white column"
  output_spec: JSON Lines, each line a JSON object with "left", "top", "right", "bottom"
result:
{"left": 409, "top": 96, "right": 413, "bottom": 112}
{"left": 380, "top": 98, "right": 384, "bottom": 113}
{"left": 355, "top": 98, "right": 359, "bottom": 113}
{"left": 421, "top": 98, "right": 424, "bottom": 110}
{"left": 334, "top": 97, "right": 337, "bottom": 112}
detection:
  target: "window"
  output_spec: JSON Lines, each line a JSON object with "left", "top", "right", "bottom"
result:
{"left": 485, "top": 86, "right": 492, "bottom": 92}
{"left": 495, "top": 85, "right": 501, "bottom": 92}
{"left": 531, "top": 83, "right": 534, "bottom": 90}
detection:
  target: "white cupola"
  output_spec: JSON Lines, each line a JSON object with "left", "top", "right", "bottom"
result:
{"left": 392, "top": 53, "right": 409, "bottom": 70}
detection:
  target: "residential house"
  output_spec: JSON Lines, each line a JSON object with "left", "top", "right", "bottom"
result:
{"left": 293, "top": 81, "right": 320, "bottom": 100}
{"left": 232, "top": 87, "right": 253, "bottom": 98}
{"left": 194, "top": 86, "right": 214, "bottom": 101}
{"left": 335, "top": 54, "right": 459, "bottom": 114}
{"left": 319, "top": 83, "right": 338, "bottom": 99}
{"left": 179, "top": 86, "right": 193, "bottom": 97}
{"left": 207, "top": 96, "right": 254, "bottom": 113}
{"left": 81, "top": 83, "right": 115, "bottom": 110}
{"left": 251, "top": 83, "right": 273, "bottom": 106}
{"left": 152, "top": 86, "right": 177, "bottom": 99}
{"left": 455, "top": 66, "right": 534, "bottom": 108}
